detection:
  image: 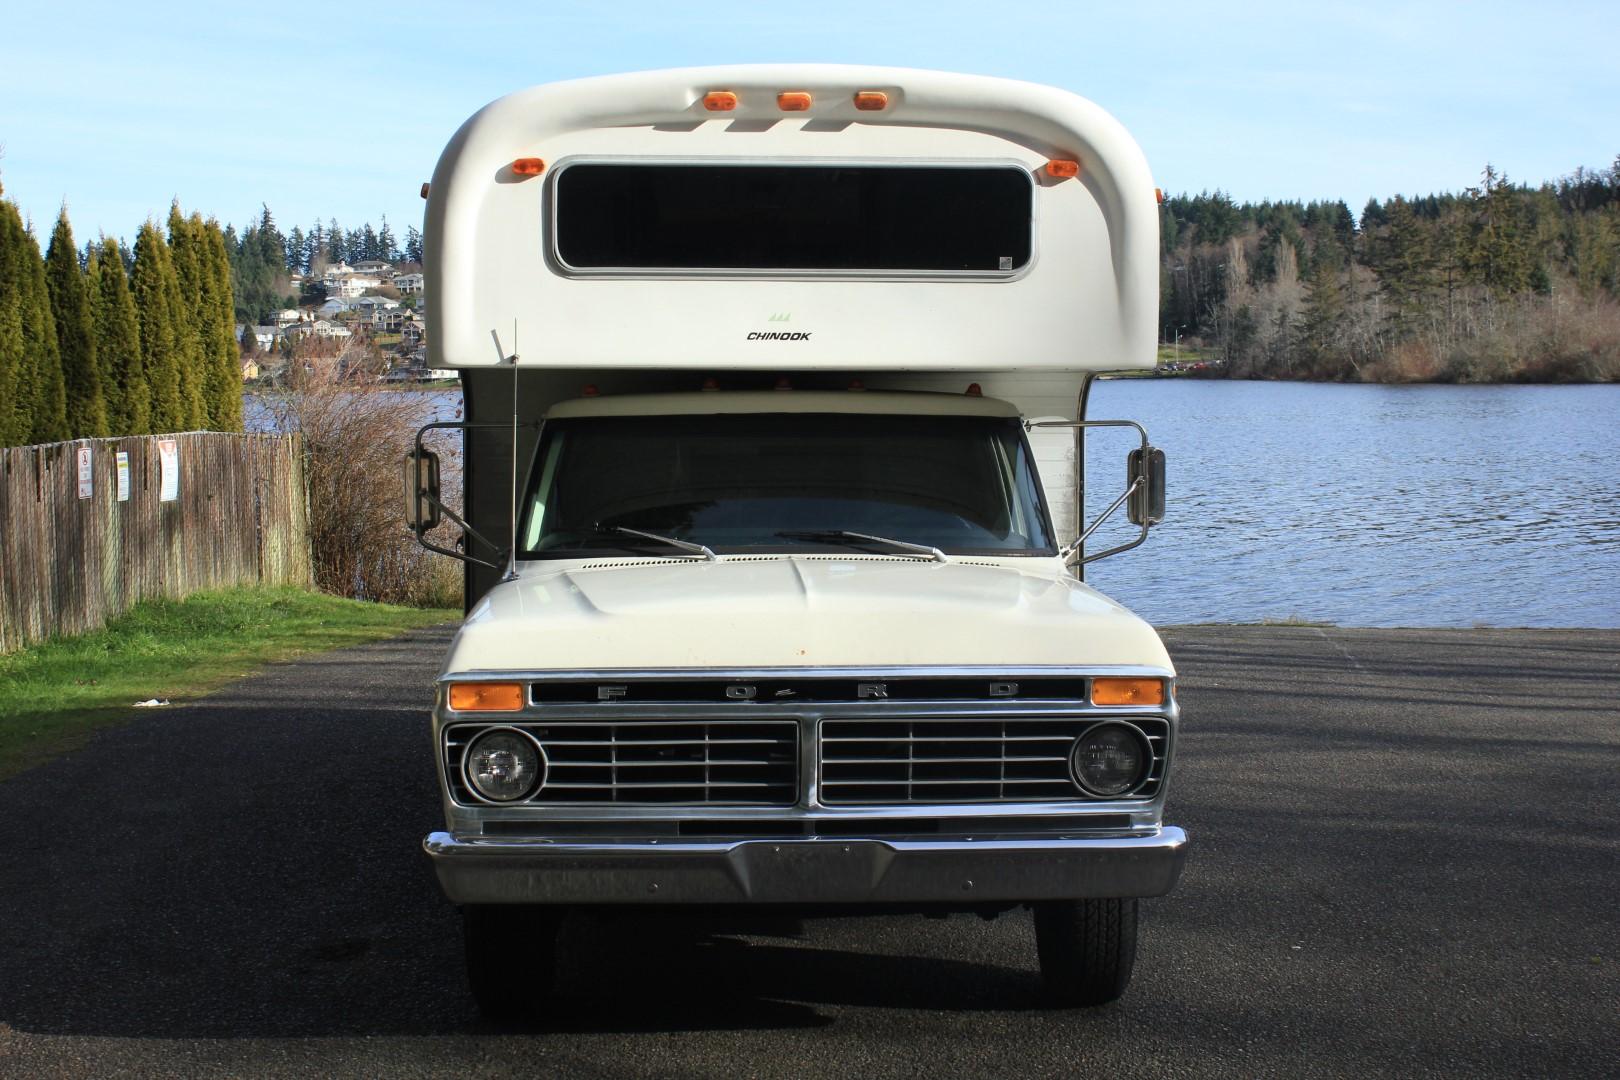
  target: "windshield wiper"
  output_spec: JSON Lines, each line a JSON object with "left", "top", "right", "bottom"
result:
{"left": 605, "top": 525, "right": 718, "bottom": 561}
{"left": 775, "top": 530, "right": 948, "bottom": 563}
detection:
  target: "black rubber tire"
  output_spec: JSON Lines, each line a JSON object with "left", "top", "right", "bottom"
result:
{"left": 1032, "top": 898, "right": 1138, "bottom": 1007}
{"left": 462, "top": 904, "right": 562, "bottom": 1020}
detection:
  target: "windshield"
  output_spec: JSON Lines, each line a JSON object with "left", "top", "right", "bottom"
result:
{"left": 518, "top": 413, "right": 1055, "bottom": 559}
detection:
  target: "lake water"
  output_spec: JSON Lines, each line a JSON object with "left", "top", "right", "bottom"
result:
{"left": 1081, "top": 380, "right": 1620, "bottom": 628}
{"left": 254, "top": 382, "right": 1619, "bottom": 628}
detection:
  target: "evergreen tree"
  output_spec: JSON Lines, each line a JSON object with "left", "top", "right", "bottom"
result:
{"left": 1300, "top": 258, "right": 1347, "bottom": 372}
{"left": 202, "top": 219, "right": 243, "bottom": 430}
{"left": 0, "top": 199, "right": 32, "bottom": 447}
{"left": 227, "top": 211, "right": 290, "bottom": 325}
{"left": 325, "top": 218, "right": 343, "bottom": 264}
{"left": 404, "top": 225, "right": 423, "bottom": 265}
{"left": 44, "top": 209, "right": 107, "bottom": 437}
{"left": 18, "top": 220, "right": 69, "bottom": 444}
{"left": 286, "top": 225, "right": 307, "bottom": 274}
{"left": 306, "top": 221, "right": 327, "bottom": 272}
{"left": 256, "top": 204, "right": 284, "bottom": 268}
{"left": 88, "top": 237, "right": 149, "bottom": 435}
{"left": 167, "top": 205, "right": 208, "bottom": 428}
{"left": 361, "top": 222, "right": 379, "bottom": 262}
{"left": 378, "top": 216, "right": 397, "bottom": 263}
{"left": 132, "top": 221, "right": 184, "bottom": 431}
{"left": 1468, "top": 165, "right": 1533, "bottom": 296}
{"left": 1381, "top": 198, "right": 1436, "bottom": 308}
{"left": 1360, "top": 197, "right": 1389, "bottom": 232}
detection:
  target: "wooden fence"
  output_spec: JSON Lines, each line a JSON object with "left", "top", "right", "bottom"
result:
{"left": 0, "top": 432, "right": 311, "bottom": 653}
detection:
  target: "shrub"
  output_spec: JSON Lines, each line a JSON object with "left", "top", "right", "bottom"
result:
{"left": 255, "top": 344, "right": 463, "bottom": 607}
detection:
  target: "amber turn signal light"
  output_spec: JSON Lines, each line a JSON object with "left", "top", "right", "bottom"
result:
{"left": 510, "top": 158, "right": 545, "bottom": 176}
{"left": 449, "top": 682, "right": 525, "bottom": 711}
{"left": 703, "top": 90, "right": 739, "bottom": 111}
{"left": 778, "top": 91, "right": 813, "bottom": 111}
{"left": 853, "top": 91, "right": 889, "bottom": 111}
{"left": 1045, "top": 159, "right": 1081, "bottom": 179}
{"left": 1091, "top": 677, "right": 1165, "bottom": 706}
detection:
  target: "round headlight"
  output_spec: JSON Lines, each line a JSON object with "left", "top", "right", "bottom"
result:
{"left": 1070, "top": 722, "right": 1151, "bottom": 798}
{"left": 462, "top": 728, "right": 545, "bottom": 802}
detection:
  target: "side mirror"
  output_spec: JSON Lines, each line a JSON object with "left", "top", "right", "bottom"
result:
{"left": 403, "top": 449, "right": 442, "bottom": 532}
{"left": 1127, "top": 446, "right": 1166, "bottom": 526}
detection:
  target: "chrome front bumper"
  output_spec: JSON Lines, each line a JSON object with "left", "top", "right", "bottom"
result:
{"left": 424, "top": 827, "right": 1188, "bottom": 906}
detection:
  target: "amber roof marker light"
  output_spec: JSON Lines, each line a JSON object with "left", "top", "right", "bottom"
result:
{"left": 777, "top": 91, "right": 813, "bottom": 112}
{"left": 853, "top": 91, "right": 889, "bottom": 111}
{"left": 1045, "top": 159, "right": 1081, "bottom": 180}
{"left": 703, "top": 90, "right": 739, "bottom": 111}
{"left": 509, "top": 158, "right": 545, "bottom": 177}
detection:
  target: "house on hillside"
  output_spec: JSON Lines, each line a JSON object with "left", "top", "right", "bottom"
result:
{"left": 327, "top": 275, "right": 381, "bottom": 298}
{"left": 394, "top": 272, "right": 425, "bottom": 295}
{"left": 270, "top": 309, "right": 303, "bottom": 326}
{"left": 375, "top": 307, "right": 417, "bottom": 332}
{"left": 353, "top": 259, "right": 395, "bottom": 278}
{"left": 353, "top": 295, "right": 399, "bottom": 318}
{"left": 321, "top": 261, "right": 384, "bottom": 298}
{"left": 283, "top": 318, "right": 349, "bottom": 341}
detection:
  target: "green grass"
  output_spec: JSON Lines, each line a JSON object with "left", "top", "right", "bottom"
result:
{"left": 0, "top": 587, "right": 456, "bottom": 779}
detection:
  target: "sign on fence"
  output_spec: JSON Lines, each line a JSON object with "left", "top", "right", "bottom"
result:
{"left": 77, "top": 446, "right": 93, "bottom": 499}
{"left": 116, "top": 451, "right": 130, "bottom": 502}
{"left": 158, "top": 438, "right": 179, "bottom": 502}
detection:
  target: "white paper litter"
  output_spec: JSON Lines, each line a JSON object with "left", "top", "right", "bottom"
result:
{"left": 133, "top": 698, "right": 171, "bottom": 708}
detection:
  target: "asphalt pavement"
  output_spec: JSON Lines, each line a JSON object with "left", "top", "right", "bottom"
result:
{"left": 0, "top": 623, "right": 1615, "bottom": 1078}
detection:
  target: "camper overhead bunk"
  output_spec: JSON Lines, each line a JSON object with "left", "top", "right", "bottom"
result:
{"left": 404, "top": 65, "right": 1184, "bottom": 1016}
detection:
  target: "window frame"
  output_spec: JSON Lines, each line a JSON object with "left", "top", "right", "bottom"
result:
{"left": 545, "top": 156, "right": 1041, "bottom": 281}
{"left": 514, "top": 412, "right": 1061, "bottom": 561}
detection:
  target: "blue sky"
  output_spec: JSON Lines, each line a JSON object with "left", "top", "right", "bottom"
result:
{"left": 3, "top": 1, "right": 1616, "bottom": 242}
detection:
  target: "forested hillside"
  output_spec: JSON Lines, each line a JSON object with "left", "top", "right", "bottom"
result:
{"left": 226, "top": 209, "right": 421, "bottom": 326}
{"left": 1163, "top": 159, "right": 1620, "bottom": 382}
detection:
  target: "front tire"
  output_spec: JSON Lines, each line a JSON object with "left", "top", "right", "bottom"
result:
{"left": 463, "top": 904, "right": 562, "bottom": 1020}
{"left": 1032, "top": 898, "right": 1138, "bottom": 1006}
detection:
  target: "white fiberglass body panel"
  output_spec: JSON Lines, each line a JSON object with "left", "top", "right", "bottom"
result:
{"left": 425, "top": 65, "right": 1159, "bottom": 373}
{"left": 443, "top": 556, "right": 1172, "bottom": 675}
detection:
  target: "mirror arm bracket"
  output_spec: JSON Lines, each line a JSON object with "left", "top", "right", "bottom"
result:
{"left": 409, "top": 419, "right": 538, "bottom": 572}
{"left": 1026, "top": 418, "right": 1161, "bottom": 567}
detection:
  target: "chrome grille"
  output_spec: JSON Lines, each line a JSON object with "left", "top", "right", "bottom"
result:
{"left": 446, "top": 720, "right": 798, "bottom": 806}
{"left": 818, "top": 716, "right": 1168, "bottom": 805}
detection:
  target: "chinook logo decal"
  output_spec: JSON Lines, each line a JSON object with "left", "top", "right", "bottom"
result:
{"left": 748, "top": 331, "right": 812, "bottom": 341}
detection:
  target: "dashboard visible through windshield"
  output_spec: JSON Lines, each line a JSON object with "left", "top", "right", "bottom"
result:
{"left": 518, "top": 413, "right": 1055, "bottom": 559}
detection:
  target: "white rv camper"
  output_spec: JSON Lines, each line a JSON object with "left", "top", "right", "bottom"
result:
{"left": 407, "top": 65, "right": 1185, "bottom": 1015}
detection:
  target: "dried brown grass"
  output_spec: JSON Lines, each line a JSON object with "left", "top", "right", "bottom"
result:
{"left": 257, "top": 349, "right": 463, "bottom": 607}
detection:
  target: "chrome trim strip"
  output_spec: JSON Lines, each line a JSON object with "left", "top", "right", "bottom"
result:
{"left": 440, "top": 664, "right": 1177, "bottom": 686}
{"left": 424, "top": 827, "right": 1188, "bottom": 905}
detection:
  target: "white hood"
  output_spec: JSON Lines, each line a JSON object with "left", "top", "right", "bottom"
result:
{"left": 443, "top": 556, "right": 1171, "bottom": 675}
